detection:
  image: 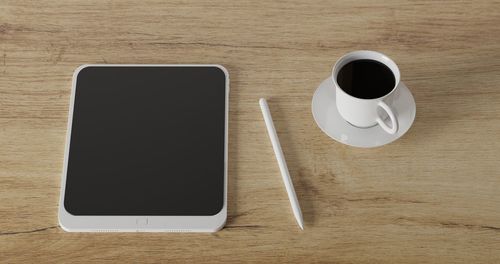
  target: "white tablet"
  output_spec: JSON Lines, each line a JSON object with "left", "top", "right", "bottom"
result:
{"left": 59, "top": 64, "right": 228, "bottom": 232}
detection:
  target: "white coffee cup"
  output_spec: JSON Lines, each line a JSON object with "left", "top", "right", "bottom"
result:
{"left": 333, "top": 50, "right": 400, "bottom": 134}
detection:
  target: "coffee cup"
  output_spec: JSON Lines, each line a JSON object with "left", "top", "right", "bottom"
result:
{"left": 333, "top": 50, "right": 401, "bottom": 134}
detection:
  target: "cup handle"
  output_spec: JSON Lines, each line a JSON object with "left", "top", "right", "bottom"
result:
{"left": 376, "top": 101, "right": 398, "bottom": 134}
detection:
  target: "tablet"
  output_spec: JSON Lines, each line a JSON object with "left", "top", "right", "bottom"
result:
{"left": 58, "top": 64, "right": 228, "bottom": 232}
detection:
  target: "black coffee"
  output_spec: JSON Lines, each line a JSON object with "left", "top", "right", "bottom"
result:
{"left": 336, "top": 59, "right": 395, "bottom": 99}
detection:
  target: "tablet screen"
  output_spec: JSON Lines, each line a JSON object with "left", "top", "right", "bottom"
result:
{"left": 64, "top": 66, "right": 226, "bottom": 216}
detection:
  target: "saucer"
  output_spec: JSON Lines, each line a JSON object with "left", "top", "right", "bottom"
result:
{"left": 311, "top": 77, "right": 416, "bottom": 148}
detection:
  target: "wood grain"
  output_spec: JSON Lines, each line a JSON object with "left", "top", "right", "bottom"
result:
{"left": 1, "top": 0, "right": 500, "bottom": 263}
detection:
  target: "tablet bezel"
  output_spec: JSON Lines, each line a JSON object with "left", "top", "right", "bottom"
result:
{"left": 58, "top": 64, "right": 228, "bottom": 232}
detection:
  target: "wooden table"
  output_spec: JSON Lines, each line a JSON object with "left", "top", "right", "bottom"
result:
{"left": 1, "top": 1, "right": 499, "bottom": 263}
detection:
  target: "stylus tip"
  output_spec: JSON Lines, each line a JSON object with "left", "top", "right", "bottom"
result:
{"left": 298, "top": 221, "right": 304, "bottom": 230}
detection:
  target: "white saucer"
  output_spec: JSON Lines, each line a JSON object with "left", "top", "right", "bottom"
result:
{"left": 311, "top": 77, "right": 416, "bottom": 148}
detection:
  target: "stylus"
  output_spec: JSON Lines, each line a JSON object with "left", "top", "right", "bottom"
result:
{"left": 259, "top": 98, "right": 304, "bottom": 230}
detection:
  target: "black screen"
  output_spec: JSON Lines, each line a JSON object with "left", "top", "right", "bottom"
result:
{"left": 64, "top": 66, "right": 226, "bottom": 216}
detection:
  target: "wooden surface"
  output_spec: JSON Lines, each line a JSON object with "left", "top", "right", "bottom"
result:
{"left": 1, "top": 0, "right": 500, "bottom": 263}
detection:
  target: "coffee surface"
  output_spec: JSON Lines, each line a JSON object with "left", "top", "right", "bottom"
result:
{"left": 337, "top": 59, "right": 395, "bottom": 99}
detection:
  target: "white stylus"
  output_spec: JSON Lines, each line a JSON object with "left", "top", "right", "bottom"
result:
{"left": 259, "top": 98, "right": 304, "bottom": 230}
